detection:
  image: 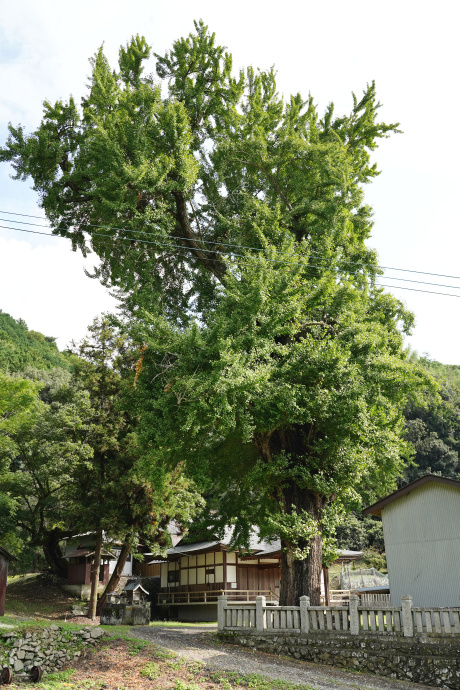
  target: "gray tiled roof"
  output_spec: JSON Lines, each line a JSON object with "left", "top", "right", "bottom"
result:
{"left": 167, "top": 527, "right": 281, "bottom": 557}
{"left": 167, "top": 540, "right": 220, "bottom": 555}
{"left": 123, "top": 581, "right": 149, "bottom": 593}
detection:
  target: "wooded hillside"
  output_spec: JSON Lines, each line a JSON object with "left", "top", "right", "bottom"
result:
{"left": 0, "top": 311, "right": 71, "bottom": 373}
{"left": 402, "top": 356, "right": 460, "bottom": 484}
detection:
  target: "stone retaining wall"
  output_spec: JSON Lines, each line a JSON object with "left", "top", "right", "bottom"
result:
{"left": 0, "top": 625, "right": 104, "bottom": 675}
{"left": 220, "top": 630, "right": 460, "bottom": 689}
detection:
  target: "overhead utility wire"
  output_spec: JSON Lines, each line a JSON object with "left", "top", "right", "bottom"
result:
{"left": 8, "top": 217, "right": 459, "bottom": 292}
{"left": 3, "top": 223, "right": 460, "bottom": 299}
{"left": 2, "top": 219, "right": 460, "bottom": 294}
{"left": 2, "top": 219, "right": 460, "bottom": 291}
{"left": 376, "top": 284, "right": 460, "bottom": 298}
{"left": 2, "top": 209, "right": 460, "bottom": 283}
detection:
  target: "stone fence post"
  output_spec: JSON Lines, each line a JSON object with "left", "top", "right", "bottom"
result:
{"left": 217, "top": 595, "right": 227, "bottom": 632}
{"left": 256, "top": 596, "right": 266, "bottom": 632}
{"left": 349, "top": 594, "right": 360, "bottom": 635}
{"left": 299, "top": 596, "right": 310, "bottom": 633}
{"left": 401, "top": 595, "right": 414, "bottom": 637}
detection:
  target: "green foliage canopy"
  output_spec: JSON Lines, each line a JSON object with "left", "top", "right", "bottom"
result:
{"left": 0, "top": 368, "right": 93, "bottom": 567}
{"left": 68, "top": 316, "right": 203, "bottom": 553}
{"left": 1, "top": 21, "right": 401, "bottom": 321}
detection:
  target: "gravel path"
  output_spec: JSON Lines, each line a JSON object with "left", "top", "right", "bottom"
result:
{"left": 131, "top": 625, "right": 432, "bottom": 690}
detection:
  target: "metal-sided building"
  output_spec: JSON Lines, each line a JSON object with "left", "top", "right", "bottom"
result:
{"left": 364, "top": 474, "right": 460, "bottom": 607}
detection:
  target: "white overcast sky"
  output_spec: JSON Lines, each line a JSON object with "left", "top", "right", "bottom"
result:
{"left": 1, "top": 0, "right": 460, "bottom": 362}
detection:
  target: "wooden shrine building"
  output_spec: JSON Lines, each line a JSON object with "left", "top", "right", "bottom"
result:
{"left": 0, "top": 546, "right": 16, "bottom": 616}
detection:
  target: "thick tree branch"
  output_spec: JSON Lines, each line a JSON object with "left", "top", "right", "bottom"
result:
{"left": 172, "top": 191, "right": 226, "bottom": 280}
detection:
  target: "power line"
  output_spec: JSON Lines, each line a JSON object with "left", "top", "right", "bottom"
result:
{"left": 2, "top": 219, "right": 460, "bottom": 298}
{"left": 3, "top": 219, "right": 460, "bottom": 291}
{"left": 2, "top": 209, "right": 460, "bottom": 283}
{"left": 375, "top": 284, "right": 460, "bottom": 298}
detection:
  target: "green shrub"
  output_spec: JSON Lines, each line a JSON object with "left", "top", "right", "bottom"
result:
{"left": 361, "top": 549, "right": 387, "bottom": 572}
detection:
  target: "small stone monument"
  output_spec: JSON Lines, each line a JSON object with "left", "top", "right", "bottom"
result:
{"left": 100, "top": 580, "right": 150, "bottom": 625}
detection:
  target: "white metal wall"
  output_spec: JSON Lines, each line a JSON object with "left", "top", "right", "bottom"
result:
{"left": 382, "top": 482, "right": 460, "bottom": 607}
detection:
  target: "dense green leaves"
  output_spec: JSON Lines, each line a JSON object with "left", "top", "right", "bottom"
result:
{"left": 133, "top": 240, "right": 430, "bottom": 543}
{"left": 1, "top": 22, "right": 399, "bottom": 320}
{"left": 402, "top": 356, "right": 460, "bottom": 483}
{"left": 0, "top": 311, "right": 72, "bottom": 373}
{"left": 0, "top": 368, "right": 93, "bottom": 570}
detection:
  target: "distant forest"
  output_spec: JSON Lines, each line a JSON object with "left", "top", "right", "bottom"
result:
{"left": 0, "top": 311, "right": 72, "bottom": 373}
{"left": 403, "top": 354, "right": 460, "bottom": 483}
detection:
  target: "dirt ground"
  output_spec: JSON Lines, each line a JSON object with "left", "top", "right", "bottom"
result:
{"left": 11, "top": 632, "right": 434, "bottom": 690}
{"left": 6, "top": 574, "right": 76, "bottom": 619}
{"left": 131, "top": 625, "right": 432, "bottom": 690}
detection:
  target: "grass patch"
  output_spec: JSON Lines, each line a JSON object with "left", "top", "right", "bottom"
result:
{"left": 209, "top": 670, "right": 315, "bottom": 690}
{"left": 29, "top": 668, "right": 77, "bottom": 689}
{"left": 4, "top": 599, "right": 57, "bottom": 617}
{"left": 126, "top": 637, "right": 152, "bottom": 656}
{"left": 0, "top": 616, "right": 92, "bottom": 633}
{"left": 5, "top": 573, "right": 74, "bottom": 621}
{"left": 173, "top": 681, "right": 202, "bottom": 690}
{"left": 7, "top": 573, "right": 41, "bottom": 585}
{"left": 139, "top": 661, "right": 161, "bottom": 679}
{"left": 150, "top": 646, "right": 178, "bottom": 660}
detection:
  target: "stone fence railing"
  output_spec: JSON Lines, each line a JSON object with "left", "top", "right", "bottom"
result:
{"left": 217, "top": 594, "right": 460, "bottom": 637}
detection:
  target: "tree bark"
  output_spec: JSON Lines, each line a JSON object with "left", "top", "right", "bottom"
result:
{"left": 88, "top": 528, "right": 103, "bottom": 620}
{"left": 96, "top": 539, "right": 130, "bottom": 616}
{"left": 277, "top": 479, "right": 327, "bottom": 606}
{"left": 279, "top": 532, "right": 323, "bottom": 606}
{"left": 255, "top": 428, "right": 329, "bottom": 607}
{"left": 42, "top": 530, "right": 68, "bottom": 578}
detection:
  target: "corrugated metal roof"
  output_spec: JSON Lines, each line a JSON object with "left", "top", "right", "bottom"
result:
{"left": 336, "top": 549, "right": 363, "bottom": 560}
{"left": 363, "top": 474, "right": 460, "bottom": 516}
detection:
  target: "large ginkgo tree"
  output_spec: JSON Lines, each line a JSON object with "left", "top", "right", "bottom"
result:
{"left": 0, "top": 22, "right": 431, "bottom": 604}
